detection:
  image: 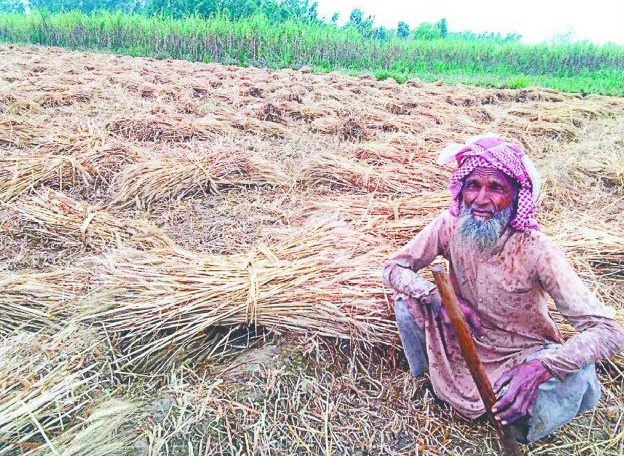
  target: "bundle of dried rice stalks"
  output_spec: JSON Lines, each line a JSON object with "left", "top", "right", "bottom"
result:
{"left": 231, "top": 115, "right": 292, "bottom": 138}
{"left": 541, "top": 212, "right": 624, "bottom": 273}
{"left": 107, "top": 116, "right": 232, "bottom": 142}
{"left": 0, "top": 118, "right": 45, "bottom": 148}
{"left": 301, "top": 191, "right": 450, "bottom": 222}
{"left": 7, "top": 189, "right": 177, "bottom": 252}
{"left": 297, "top": 152, "right": 446, "bottom": 194}
{"left": 28, "top": 399, "right": 137, "bottom": 456}
{"left": 294, "top": 191, "right": 451, "bottom": 246}
{"left": 296, "top": 152, "right": 390, "bottom": 191}
{"left": 79, "top": 224, "right": 395, "bottom": 371}
{"left": 112, "top": 149, "right": 288, "bottom": 207}
{"left": 0, "top": 271, "right": 73, "bottom": 337}
{"left": 0, "top": 153, "right": 93, "bottom": 201}
{"left": 576, "top": 155, "right": 624, "bottom": 190}
{"left": 348, "top": 142, "right": 407, "bottom": 164}
{"left": 32, "top": 86, "right": 92, "bottom": 109}
{"left": 0, "top": 326, "right": 114, "bottom": 455}
{"left": 309, "top": 117, "right": 371, "bottom": 141}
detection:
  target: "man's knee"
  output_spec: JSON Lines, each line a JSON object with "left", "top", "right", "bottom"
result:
{"left": 394, "top": 297, "right": 413, "bottom": 324}
{"left": 517, "top": 361, "right": 601, "bottom": 443}
{"left": 394, "top": 297, "right": 428, "bottom": 377}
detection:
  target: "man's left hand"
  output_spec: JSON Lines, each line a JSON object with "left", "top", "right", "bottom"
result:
{"left": 492, "top": 360, "right": 553, "bottom": 425}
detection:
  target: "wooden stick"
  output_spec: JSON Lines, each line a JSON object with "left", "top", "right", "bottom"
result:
{"left": 432, "top": 265, "right": 524, "bottom": 456}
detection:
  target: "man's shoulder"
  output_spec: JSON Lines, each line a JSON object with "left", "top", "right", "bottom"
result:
{"left": 509, "top": 228, "right": 561, "bottom": 260}
{"left": 430, "top": 209, "right": 457, "bottom": 236}
{"left": 433, "top": 209, "right": 456, "bottom": 226}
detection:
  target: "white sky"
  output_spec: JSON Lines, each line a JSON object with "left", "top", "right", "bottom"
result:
{"left": 314, "top": 0, "right": 624, "bottom": 44}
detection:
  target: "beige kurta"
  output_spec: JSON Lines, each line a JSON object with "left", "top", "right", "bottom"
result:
{"left": 382, "top": 210, "right": 624, "bottom": 419}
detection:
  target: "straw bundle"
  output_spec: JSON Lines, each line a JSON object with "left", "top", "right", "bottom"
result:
{"left": 33, "top": 87, "right": 92, "bottom": 108}
{"left": 79, "top": 224, "right": 395, "bottom": 370}
{"left": 0, "top": 153, "right": 93, "bottom": 201}
{"left": 231, "top": 115, "right": 292, "bottom": 138}
{"left": 107, "top": 116, "right": 232, "bottom": 142}
{"left": 348, "top": 143, "right": 409, "bottom": 164}
{"left": 508, "top": 102, "right": 614, "bottom": 124}
{"left": 297, "top": 152, "right": 388, "bottom": 191}
{"left": 272, "top": 84, "right": 308, "bottom": 103}
{"left": 549, "top": 219, "right": 624, "bottom": 277}
{"left": 0, "top": 326, "right": 107, "bottom": 455}
{"left": 297, "top": 152, "right": 435, "bottom": 193}
{"left": 578, "top": 155, "right": 624, "bottom": 189}
{"left": 309, "top": 117, "right": 371, "bottom": 141}
{"left": 111, "top": 149, "right": 287, "bottom": 206}
{"left": 8, "top": 189, "right": 177, "bottom": 252}
{"left": 283, "top": 103, "right": 334, "bottom": 122}
{"left": 296, "top": 191, "right": 451, "bottom": 239}
{"left": 26, "top": 400, "right": 137, "bottom": 456}
{"left": 0, "top": 118, "right": 44, "bottom": 148}
{"left": 356, "top": 191, "right": 451, "bottom": 220}
{"left": 0, "top": 271, "right": 75, "bottom": 338}
{"left": 256, "top": 103, "right": 287, "bottom": 124}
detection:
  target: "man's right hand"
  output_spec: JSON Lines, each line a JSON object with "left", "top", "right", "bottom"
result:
{"left": 434, "top": 292, "right": 484, "bottom": 339}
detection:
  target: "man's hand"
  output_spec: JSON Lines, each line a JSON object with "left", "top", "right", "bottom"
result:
{"left": 435, "top": 293, "right": 484, "bottom": 339}
{"left": 492, "top": 360, "right": 554, "bottom": 425}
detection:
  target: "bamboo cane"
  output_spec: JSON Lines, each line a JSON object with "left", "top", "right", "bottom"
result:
{"left": 432, "top": 265, "right": 524, "bottom": 456}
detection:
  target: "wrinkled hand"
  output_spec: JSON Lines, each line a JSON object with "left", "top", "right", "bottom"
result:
{"left": 435, "top": 294, "right": 484, "bottom": 339}
{"left": 492, "top": 360, "right": 553, "bottom": 425}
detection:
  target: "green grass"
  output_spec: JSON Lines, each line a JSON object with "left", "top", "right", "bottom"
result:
{"left": 0, "top": 10, "right": 623, "bottom": 96}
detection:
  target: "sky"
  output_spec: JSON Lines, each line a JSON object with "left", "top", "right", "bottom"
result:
{"left": 314, "top": 0, "right": 624, "bottom": 45}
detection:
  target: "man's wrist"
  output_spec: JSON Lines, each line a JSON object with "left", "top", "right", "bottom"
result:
{"left": 529, "top": 359, "right": 554, "bottom": 383}
{"left": 423, "top": 287, "right": 442, "bottom": 316}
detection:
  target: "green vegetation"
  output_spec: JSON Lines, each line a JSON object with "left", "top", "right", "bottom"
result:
{"left": 0, "top": 9, "right": 622, "bottom": 95}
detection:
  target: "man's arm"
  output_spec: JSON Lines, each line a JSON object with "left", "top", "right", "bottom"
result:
{"left": 382, "top": 211, "right": 483, "bottom": 333}
{"left": 494, "top": 234, "right": 624, "bottom": 425}
{"left": 532, "top": 236, "right": 624, "bottom": 380}
{"left": 381, "top": 211, "right": 450, "bottom": 303}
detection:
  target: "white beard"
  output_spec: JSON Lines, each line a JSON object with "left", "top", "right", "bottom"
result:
{"left": 456, "top": 201, "right": 513, "bottom": 252}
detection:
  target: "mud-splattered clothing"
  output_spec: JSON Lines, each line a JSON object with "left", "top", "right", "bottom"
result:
{"left": 382, "top": 210, "right": 624, "bottom": 419}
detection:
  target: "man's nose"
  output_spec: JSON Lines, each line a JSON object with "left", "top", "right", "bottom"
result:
{"left": 474, "top": 188, "right": 490, "bottom": 206}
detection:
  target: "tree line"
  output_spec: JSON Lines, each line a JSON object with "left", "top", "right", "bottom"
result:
{"left": 0, "top": 0, "right": 522, "bottom": 43}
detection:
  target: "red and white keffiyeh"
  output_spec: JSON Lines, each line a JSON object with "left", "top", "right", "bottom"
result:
{"left": 437, "top": 133, "right": 542, "bottom": 232}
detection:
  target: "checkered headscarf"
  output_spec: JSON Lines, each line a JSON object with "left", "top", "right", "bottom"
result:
{"left": 437, "top": 133, "right": 541, "bottom": 232}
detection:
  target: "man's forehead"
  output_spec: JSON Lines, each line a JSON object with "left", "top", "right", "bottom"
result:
{"left": 465, "top": 166, "right": 514, "bottom": 184}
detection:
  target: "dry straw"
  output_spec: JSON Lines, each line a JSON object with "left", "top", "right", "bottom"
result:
{"left": 79, "top": 223, "right": 395, "bottom": 371}
{"left": 296, "top": 152, "right": 448, "bottom": 194}
{"left": 2, "top": 44, "right": 624, "bottom": 455}
{"left": 0, "top": 153, "right": 93, "bottom": 202}
{"left": 7, "top": 189, "right": 177, "bottom": 252}
{"left": 111, "top": 148, "right": 288, "bottom": 207}
{"left": 0, "top": 326, "right": 119, "bottom": 456}
{"left": 107, "top": 116, "right": 232, "bottom": 142}
{"left": 0, "top": 272, "right": 70, "bottom": 338}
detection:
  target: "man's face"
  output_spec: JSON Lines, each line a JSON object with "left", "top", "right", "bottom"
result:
{"left": 461, "top": 167, "right": 517, "bottom": 220}
{"left": 456, "top": 167, "right": 518, "bottom": 252}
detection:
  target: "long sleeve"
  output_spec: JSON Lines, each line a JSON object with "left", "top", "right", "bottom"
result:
{"left": 381, "top": 211, "right": 452, "bottom": 301}
{"left": 534, "top": 236, "right": 624, "bottom": 381}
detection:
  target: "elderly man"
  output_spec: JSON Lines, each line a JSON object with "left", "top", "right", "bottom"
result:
{"left": 381, "top": 133, "right": 624, "bottom": 443}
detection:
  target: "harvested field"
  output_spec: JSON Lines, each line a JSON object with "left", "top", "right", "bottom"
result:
{"left": 1, "top": 43, "right": 624, "bottom": 456}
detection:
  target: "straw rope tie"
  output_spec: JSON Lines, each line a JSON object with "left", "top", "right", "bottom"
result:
{"left": 79, "top": 209, "right": 97, "bottom": 246}
{"left": 244, "top": 257, "right": 259, "bottom": 325}
{"left": 193, "top": 161, "right": 220, "bottom": 194}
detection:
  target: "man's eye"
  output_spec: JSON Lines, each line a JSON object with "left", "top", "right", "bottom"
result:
{"left": 467, "top": 182, "right": 478, "bottom": 188}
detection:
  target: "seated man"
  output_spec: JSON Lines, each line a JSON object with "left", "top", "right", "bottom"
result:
{"left": 381, "top": 133, "right": 624, "bottom": 443}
